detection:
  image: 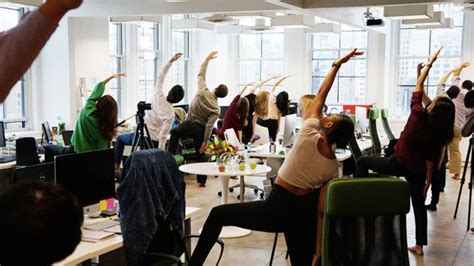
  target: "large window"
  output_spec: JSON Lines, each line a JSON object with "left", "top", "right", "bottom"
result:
{"left": 311, "top": 24, "right": 368, "bottom": 104}
{"left": 137, "top": 22, "right": 160, "bottom": 101}
{"left": 396, "top": 4, "right": 464, "bottom": 115}
{"left": 0, "top": 7, "right": 27, "bottom": 130}
{"left": 170, "top": 30, "right": 190, "bottom": 102}
{"left": 238, "top": 32, "right": 284, "bottom": 91}
{"left": 109, "top": 23, "right": 125, "bottom": 116}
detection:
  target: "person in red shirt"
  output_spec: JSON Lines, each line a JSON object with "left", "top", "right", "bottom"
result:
{"left": 216, "top": 84, "right": 250, "bottom": 143}
{"left": 356, "top": 48, "right": 455, "bottom": 256}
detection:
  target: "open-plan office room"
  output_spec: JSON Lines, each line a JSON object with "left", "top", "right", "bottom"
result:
{"left": 1, "top": 0, "right": 474, "bottom": 265}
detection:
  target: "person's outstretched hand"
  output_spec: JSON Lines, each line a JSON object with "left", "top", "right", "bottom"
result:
{"left": 207, "top": 51, "right": 218, "bottom": 60}
{"left": 461, "top": 62, "right": 471, "bottom": 69}
{"left": 54, "top": 0, "right": 83, "bottom": 10}
{"left": 113, "top": 73, "right": 127, "bottom": 79}
{"left": 171, "top": 53, "right": 183, "bottom": 62}
{"left": 427, "top": 47, "right": 442, "bottom": 66}
{"left": 336, "top": 48, "right": 364, "bottom": 65}
{"left": 40, "top": 0, "right": 83, "bottom": 23}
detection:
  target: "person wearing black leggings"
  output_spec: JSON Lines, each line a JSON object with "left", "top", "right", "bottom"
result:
{"left": 357, "top": 48, "right": 455, "bottom": 256}
{"left": 189, "top": 49, "right": 361, "bottom": 266}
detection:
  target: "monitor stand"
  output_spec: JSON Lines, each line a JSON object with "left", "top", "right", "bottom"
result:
{"left": 83, "top": 203, "right": 101, "bottom": 218}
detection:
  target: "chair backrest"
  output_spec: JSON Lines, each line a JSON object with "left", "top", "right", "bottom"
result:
{"left": 62, "top": 130, "right": 74, "bottom": 146}
{"left": 253, "top": 124, "right": 270, "bottom": 145}
{"left": 322, "top": 178, "right": 410, "bottom": 266}
{"left": 368, "top": 108, "right": 381, "bottom": 154}
{"left": 348, "top": 133, "right": 363, "bottom": 162}
{"left": 381, "top": 108, "right": 396, "bottom": 141}
{"left": 15, "top": 137, "right": 40, "bottom": 166}
{"left": 14, "top": 162, "right": 54, "bottom": 184}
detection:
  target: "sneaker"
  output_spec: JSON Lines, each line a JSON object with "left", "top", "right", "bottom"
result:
{"left": 425, "top": 204, "right": 437, "bottom": 211}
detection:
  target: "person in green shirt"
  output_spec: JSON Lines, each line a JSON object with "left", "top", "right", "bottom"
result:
{"left": 71, "top": 73, "right": 125, "bottom": 153}
{"left": 45, "top": 73, "right": 125, "bottom": 161}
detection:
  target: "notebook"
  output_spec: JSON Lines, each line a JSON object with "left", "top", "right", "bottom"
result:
{"left": 81, "top": 229, "right": 115, "bottom": 243}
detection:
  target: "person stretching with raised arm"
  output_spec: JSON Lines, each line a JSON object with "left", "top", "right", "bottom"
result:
{"left": 0, "top": 0, "right": 83, "bottom": 101}
{"left": 252, "top": 76, "right": 290, "bottom": 142}
{"left": 114, "top": 53, "right": 185, "bottom": 167}
{"left": 357, "top": 48, "right": 455, "bottom": 256}
{"left": 168, "top": 51, "right": 228, "bottom": 187}
{"left": 216, "top": 83, "right": 251, "bottom": 143}
{"left": 242, "top": 76, "right": 279, "bottom": 143}
{"left": 188, "top": 50, "right": 359, "bottom": 266}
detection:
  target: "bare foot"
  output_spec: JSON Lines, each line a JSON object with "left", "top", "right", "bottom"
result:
{"left": 408, "top": 245, "right": 424, "bottom": 256}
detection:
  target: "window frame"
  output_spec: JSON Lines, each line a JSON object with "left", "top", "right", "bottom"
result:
{"left": 109, "top": 22, "right": 126, "bottom": 117}
{"left": 137, "top": 22, "right": 161, "bottom": 101}
{"left": 170, "top": 30, "right": 190, "bottom": 103}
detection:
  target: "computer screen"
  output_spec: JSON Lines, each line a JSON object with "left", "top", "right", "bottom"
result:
{"left": 55, "top": 148, "right": 115, "bottom": 207}
{"left": 0, "top": 121, "right": 5, "bottom": 148}
{"left": 42, "top": 122, "right": 53, "bottom": 143}
{"left": 355, "top": 106, "right": 368, "bottom": 135}
{"left": 283, "top": 114, "right": 297, "bottom": 147}
{"left": 14, "top": 162, "right": 54, "bottom": 184}
{"left": 219, "top": 106, "right": 229, "bottom": 120}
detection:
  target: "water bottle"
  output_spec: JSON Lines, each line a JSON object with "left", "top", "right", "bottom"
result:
{"left": 269, "top": 139, "right": 276, "bottom": 154}
{"left": 263, "top": 179, "right": 272, "bottom": 199}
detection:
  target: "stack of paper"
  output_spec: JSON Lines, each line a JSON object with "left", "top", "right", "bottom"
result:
{"left": 82, "top": 229, "right": 115, "bottom": 243}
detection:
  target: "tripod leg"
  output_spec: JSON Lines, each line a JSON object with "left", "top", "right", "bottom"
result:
{"left": 468, "top": 156, "right": 473, "bottom": 230}
{"left": 454, "top": 140, "right": 471, "bottom": 219}
{"left": 131, "top": 127, "right": 140, "bottom": 153}
{"left": 144, "top": 124, "right": 154, "bottom": 149}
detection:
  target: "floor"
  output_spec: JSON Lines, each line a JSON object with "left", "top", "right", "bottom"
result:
{"left": 183, "top": 170, "right": 474, "bottom": 266}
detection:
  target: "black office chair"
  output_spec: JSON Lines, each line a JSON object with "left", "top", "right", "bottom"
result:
{"left": 368, "top": 108, "right": 382, "bottom": 155}
{"left": 61, "top": 130, "right": 74, "bottom": 146}
{"left": 381, "top": 108, "right": 396, "bottom": 141}
{"left": 15, "top": 137, "right": 40, "bottom": 166}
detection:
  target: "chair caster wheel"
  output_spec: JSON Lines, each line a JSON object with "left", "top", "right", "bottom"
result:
{"left": 229, "top": 188, "right": 234, "bottom": 192}
{"left": 260, "top": 193, "right": 264, "bottom": 199}
{"left": 254, "top": 189, "right": 259, "bottom": 194}
{"left": 237, "top": 195, "right": 241, "bottom": 200}
{"left": 218, "top": 191, "right": 222, "bottom": 197}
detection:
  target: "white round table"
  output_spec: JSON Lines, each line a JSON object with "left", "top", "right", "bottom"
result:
{"left": 179, "top": 162, "right": 271, "bottom": 238}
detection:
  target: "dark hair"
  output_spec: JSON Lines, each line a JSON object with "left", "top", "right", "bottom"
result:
{"left": 276, "top": 91, "right": 290, "bottom": 116}
{"left": 0, "top": 183, "right": 83, "bottom": 266}
{"left": 95, "top": 95, "right": 118, "bottom": 140}
{"left": 237, "top": 97, "right": 250, "bottom": 127}
{"left": 446, "top": 85, "right": 460, "bottom": 100}
{"left": 428, "top": 97, "right": 455, "bottom": 147}
{"left": 465, "top": 90, "right": 474, "bottom": 108}
{"left": 463, "top": 80, "right": 473, "bottom": 91}
{"left": 214, "top": 84, "right": 228, "bottom": 98}
{"left": 167, "top": 85, "right": 185, "bottom": 103}
{"left": 327, "top": 115, "right": 355, "bottom": 149}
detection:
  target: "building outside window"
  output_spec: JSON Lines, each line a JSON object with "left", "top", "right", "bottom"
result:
{"left": 170, "top": 30, "right": 190, "bottom": 102}
{"left": 238, "top": 32, "right": 284, "bottom": 92}
{"left": 311, "top": 23, "right": 368, "bottom": 104}
{"left": 137, "top": 22, "right": 160, "bottom": 101}
{"left": 396, "top": 4, "right": 464, "bottom": 115}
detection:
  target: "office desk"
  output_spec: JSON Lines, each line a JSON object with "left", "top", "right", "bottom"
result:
{"left": 0, "top": 155, "right": 45, "bottom": 193}
{"left": 55, "top": 207, "right": 202, "bottom": 266}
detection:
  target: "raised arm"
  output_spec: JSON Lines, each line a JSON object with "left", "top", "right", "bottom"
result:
{"left": 198, "top": 51, "right": 218, "bottom": 91}
{"left": 452, "top": 62, "right": 470, "bottom": 78}
{"left": 305, "top": 49, "right": 364, "bottom": 120}
{"left": 155, "top": 53, "right": 182, "bottom": 96}
{"left": 249, "top": 76, "right": 280, "bottom": 94}
{"left": 416, "top": 48, "right": 442, "bottom": 94}
{"left": 102, "top": 73, "right": 127, "bottom": 86}
{"left": 0, "top": 0, "right": 83, "bottom": 102}
{"left": 270, "top": 75, "right": 290, "bottom": 95}
{"left": 239, "top": 82, "right": 254, "bottom": 96}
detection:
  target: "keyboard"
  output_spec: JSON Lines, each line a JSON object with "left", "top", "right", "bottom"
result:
{"left": 0, "top": 155, "right": 16, "bottom": 163}
{"left": 85, "top": 219, "right": 119, "bottom": 231}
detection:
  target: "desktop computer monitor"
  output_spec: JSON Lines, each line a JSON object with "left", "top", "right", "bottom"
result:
{"left": 55, "top": 148, "right": 115, "bottom": 208}
{"left": 42, "top": 122, "right": 53, "bottom": 143}
{"left": 355, "top": 106, "right": 368, "bottom": 135}
{"left": 283, "top": 114, "right": 298, "bottom": 147}
{"left": 14, "top": 162, "right": 55, "bottom": 184}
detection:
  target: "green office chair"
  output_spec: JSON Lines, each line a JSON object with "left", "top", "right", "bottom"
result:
{"left": 322, "top": 178, "right": 410, "bottom": 266}
{"left": 368, "top": 108, "right": 382, "bottom": 155}
{"left": 381, "top": 108, "right": 396, "bottom": 141}
{"left": 174, "top": 155, "right": 184, "bottom": 167}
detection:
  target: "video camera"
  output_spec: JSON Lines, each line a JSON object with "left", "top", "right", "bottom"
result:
{"left": 137, "top": 101, "right": 152, "bottom": 114}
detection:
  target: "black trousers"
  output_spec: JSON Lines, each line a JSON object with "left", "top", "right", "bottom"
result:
{"left": 189, "top": 185, "right": 320, "bottom": 266}
{"left": 44, "top": 144, "right": 75, "bottom": 162}
{"left": 257, "top": 118, "right": 279, "bottom": 141}
{"left": 430, "top": 157, "right": 446, "bottom": 205}
{"left": 356, "top": 155, "right": 427, "bottom": 246}
{"left": 168, "top": 121, "right": 207, "bottom": 184}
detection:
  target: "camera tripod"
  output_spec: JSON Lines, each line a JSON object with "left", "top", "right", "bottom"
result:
{"left": 453, "top": 135, "right": 473, "bottom": 231}
{"left": 131, "top": 108, "right": 154, "bottom": 153}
